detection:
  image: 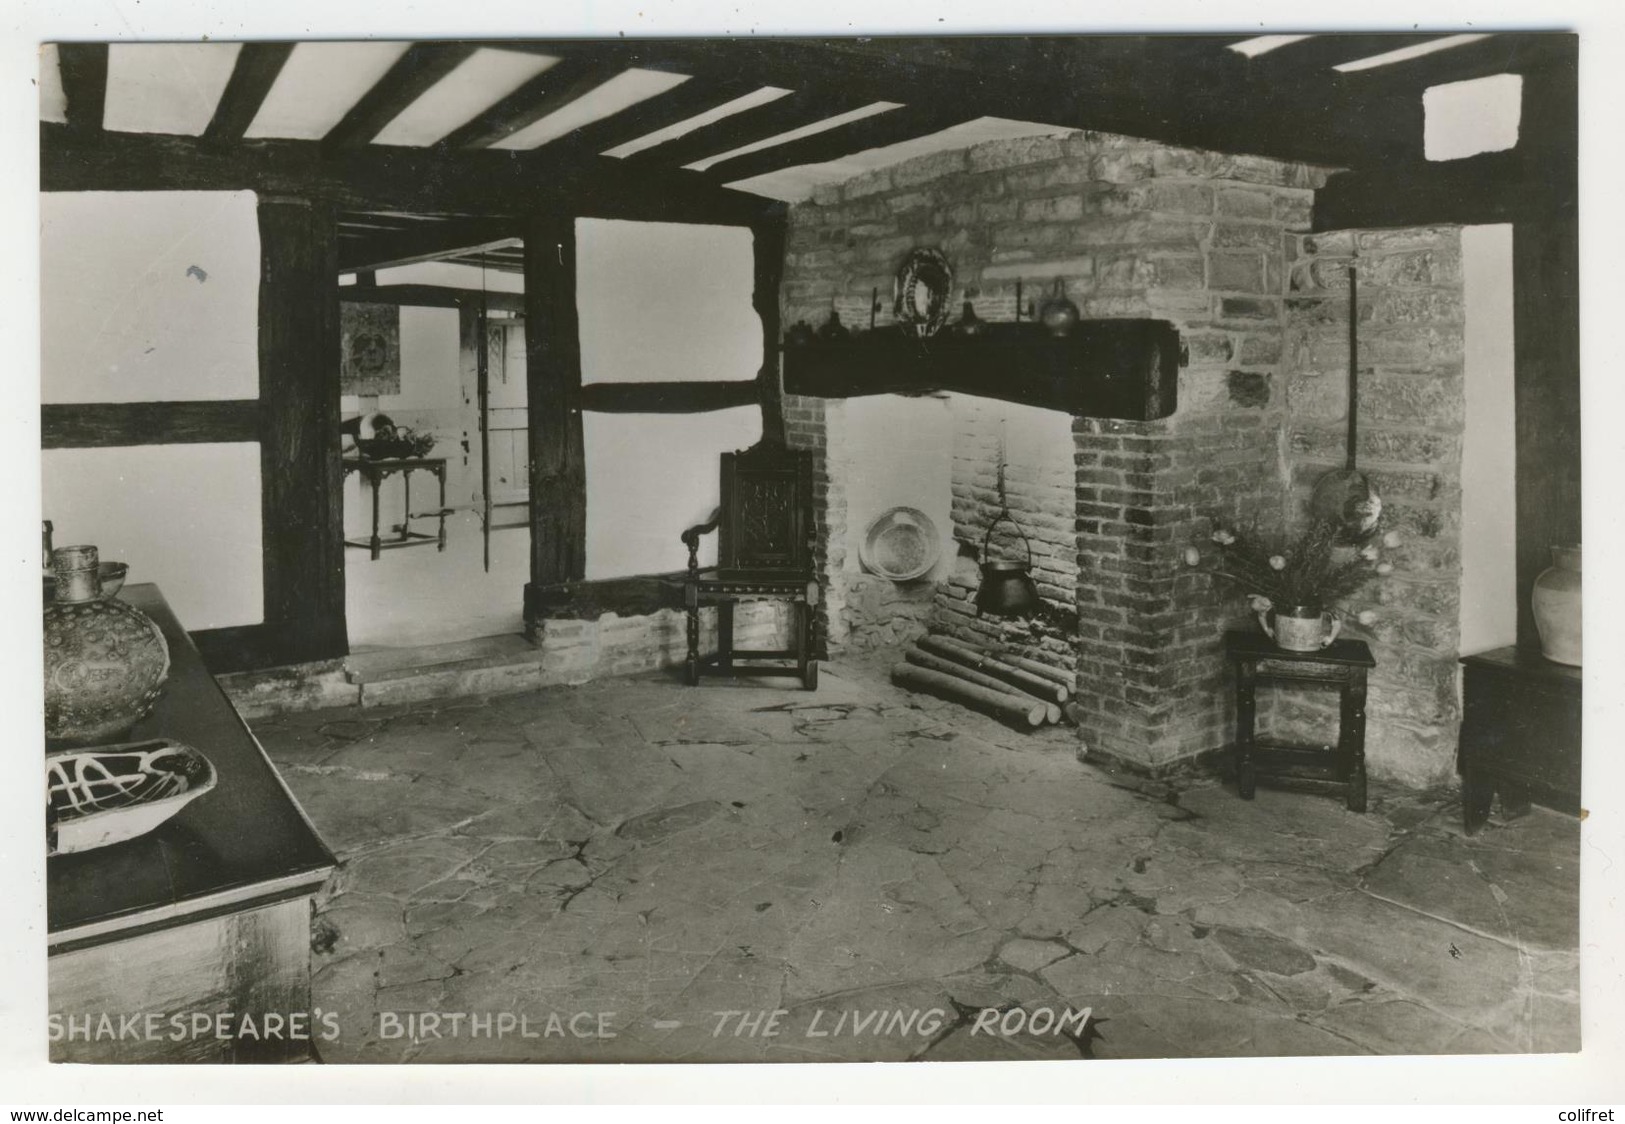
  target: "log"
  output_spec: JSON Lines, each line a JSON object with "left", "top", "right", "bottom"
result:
{"left": 905, "top": 648, "right": 1062, "bottom": 724}
{"left": 951, "top": 636, "right": 1077, "bottom": 690}
{"left": 918, "top": 635, "right": 1069, "bottom": 704}
{"left": 891, "top": 665, "right": 1045, "bottom": 728}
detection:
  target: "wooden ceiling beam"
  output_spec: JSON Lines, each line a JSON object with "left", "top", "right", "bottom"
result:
{"left": 1333, "top": 32, "right": 1574, "bottom": 97}
{"left": 702, "top": 104, "right": 975, "bottom": 183}
{"left": 545, "top": 74, "right": 763, "bottom": 159}
{"left": 1235, "top": 33, "right": 1446, "bottom": 76}
{"left": 638, "top": 36, "right": 1409, "bottom": 168}
{"left": 55, "top": 43, "right": 108, "bottom": 133}
{"left": 1312, "top": 148, "right": 1573, "bottom": 230}
{"left": 322, "top": 42, "right": 478, "bottom": 151}
{"left": 338, "top": 218, "right": 522, "bottom": 272}
{"left": 41, "top": 122, "right": 781, "bottom": 227}
{"left": 203, "top": 42, "right": 295, "bottom": 147}
{"left": 341, "top": 283, "right": 526, "bottom": 312}
{"left": 435, "top": 53, "right": 629, "bottom": 150}
{"left": 623, "top": 88, "right": 870, "bottom": 170}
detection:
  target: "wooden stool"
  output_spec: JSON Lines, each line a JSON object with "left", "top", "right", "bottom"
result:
{"left": 1225, "top": 630, "right": 1376, "bottom": 812}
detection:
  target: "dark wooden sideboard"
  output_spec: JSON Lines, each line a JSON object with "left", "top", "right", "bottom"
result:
{"left": 1457, "top": 645, "right": 1582, "bottom": 834}
{"left": 47, "top": 585, "right": 336, "bottom": 1062}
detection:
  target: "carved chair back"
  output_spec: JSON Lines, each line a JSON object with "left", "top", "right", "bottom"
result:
{"left": 716, "top": 441, "right": 814, "bottom": 580}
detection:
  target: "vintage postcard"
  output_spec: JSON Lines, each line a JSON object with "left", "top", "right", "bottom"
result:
{"left": 10, "top": 2, "right": 1618, "bottom": 1106}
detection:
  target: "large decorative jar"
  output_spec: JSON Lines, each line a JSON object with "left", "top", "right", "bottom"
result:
{"left": 43, "top": 545, "right": 170, "bottom": 747}
{"left": 1531, "top": 544, "right": 1582, "bottom": 666}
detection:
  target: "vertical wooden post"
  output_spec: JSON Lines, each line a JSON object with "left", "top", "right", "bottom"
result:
{"left": 522, "top": 216, "right": 586, "bottom": 632}
{"left": 258, "top": 196, "right": 348, "bottom": 663}
{"left": 1512, "top": 213, "right": 1580, "bottom": 650}
{"left": 1511, "top": 57, "right": 1580, "bottom": 651}
{"left": 751, "top": 208, "right": 788, "bottom": 447}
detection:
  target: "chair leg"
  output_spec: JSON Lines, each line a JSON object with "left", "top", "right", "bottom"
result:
{"left": 684, "top": 598, "right": 700, "bottom": 686}
{"left": 799, "top": 602, "right": 817, "bottom": 691}
{"left": 718, "top": 603, "right": 735, "bottom": 674}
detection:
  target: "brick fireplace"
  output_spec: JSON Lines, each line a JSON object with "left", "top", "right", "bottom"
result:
{"left": 781, "top": 131, "right": 1470, "bottom": 782}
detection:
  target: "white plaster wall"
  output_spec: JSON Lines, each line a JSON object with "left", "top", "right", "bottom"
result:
{"left": 576, "top": 218, "right": 760, "bottom": 384}
{"left": 583, "top": 407, "right": 763, "bottom": 580}
{"left": 1459, "top": 223, "right": 1518, "bottom": 655}
{"left": 829, "top": 395, "right": 955, "bottom": 581}
{"left": 42, "top": 443, "right": 263, "bottom": 630}
{"left": 577, "top": 218, "right": 765, "bottom": 580}
{"left": 41, "top": 191, "right": 260, "bottom": 402}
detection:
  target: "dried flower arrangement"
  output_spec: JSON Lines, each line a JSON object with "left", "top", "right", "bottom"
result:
{"left": 1184, "top": 517, "right": 1401, "bottom": 626}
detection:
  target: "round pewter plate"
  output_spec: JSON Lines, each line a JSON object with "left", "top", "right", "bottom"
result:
{"left": 860, "top": 506, "right": 941, "bottom": 582}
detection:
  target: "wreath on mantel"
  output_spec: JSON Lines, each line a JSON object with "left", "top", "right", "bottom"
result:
{"left": 893, "top": 248, "right": 954, "bottom": 338}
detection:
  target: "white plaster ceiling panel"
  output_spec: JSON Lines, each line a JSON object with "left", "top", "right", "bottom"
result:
{"left": 602, "top": 86, "right": 793, "bottom": 157}
{"left": 372, "top": 48, "right": 558, "bottom": 147}
{"left": 103, "top": 42, "right": 243, "bottom": 135}
{"left": 725, "top": 116, "right": 1075, "bottom": 201}
{"left": 490, "top": 68, "right": 690, "bottom": 150}
{"left": 243, "top": 41, "right": 411, "bottom": 140}
{"left": 39, "top": 44, "right": 68, "bottom": 123}
{"left": 685, "top": 101, "right": 902, "bottom": 171}
{"left": 1424, "top": 73, "right": 1522, "bottom": 161}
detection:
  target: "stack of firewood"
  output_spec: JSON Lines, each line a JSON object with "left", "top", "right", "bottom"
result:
{"left": 891, "top": 634, "right": 1078, "bottom": 730}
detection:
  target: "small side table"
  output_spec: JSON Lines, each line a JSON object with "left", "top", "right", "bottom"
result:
{"left": 1225, "top": 630, "right": 1376, "bottom": 812}
{"left": 343, "top": 456, "right": 448, "bottom": 561}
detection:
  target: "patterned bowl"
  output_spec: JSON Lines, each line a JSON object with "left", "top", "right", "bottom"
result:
{"left": 46, "top": 739, "right": 216, "bottom": 855}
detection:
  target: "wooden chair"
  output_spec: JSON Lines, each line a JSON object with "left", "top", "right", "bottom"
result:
{"left": 680, "top": 440, "right": 819, "bottom": 689}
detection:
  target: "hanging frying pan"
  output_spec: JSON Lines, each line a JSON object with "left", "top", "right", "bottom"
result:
{"left": 1309, "top": 263, "right": 1382, "bottom": 538}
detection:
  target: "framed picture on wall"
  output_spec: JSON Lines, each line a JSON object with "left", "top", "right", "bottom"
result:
{"left": 340, "top": 301, "right": 401, "bottom": 396}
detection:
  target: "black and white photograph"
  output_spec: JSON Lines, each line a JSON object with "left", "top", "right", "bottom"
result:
{"left": 6, "top": 0, "right": 1624, "bottom": 1106}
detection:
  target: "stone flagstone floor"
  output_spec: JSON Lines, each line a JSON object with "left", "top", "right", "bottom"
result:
{"left": 251, "top": 658, "right": 1580, "bottom": 1063}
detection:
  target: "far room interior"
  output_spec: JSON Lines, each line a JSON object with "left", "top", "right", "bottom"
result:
{"left": 36, "top": 33, "right": 1583, "bottom": 1066}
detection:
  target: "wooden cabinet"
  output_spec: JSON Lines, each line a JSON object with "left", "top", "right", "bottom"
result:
{"left": 1457, "top": 645, "right": 1581, "bottom": 834}
{"left": 48, "top": 585, "right": 336, "bottom": 1062}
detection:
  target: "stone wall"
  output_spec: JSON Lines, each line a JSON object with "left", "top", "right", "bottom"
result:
{"left": 782, "top": 130, "right": 1331, "bottom": 772}
{"left": 1272, "top": 227, "right": 1467, "bottom": 785}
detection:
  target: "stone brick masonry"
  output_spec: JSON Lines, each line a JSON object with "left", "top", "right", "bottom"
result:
{"left": 1270, "top": 227, "right": 1467, "bottom": 785}
{"left": 783, "top": 130, "right": 1335, "bottom": 773}
{"left": 782, "top": 132, "right": 1473, "bottom": 786}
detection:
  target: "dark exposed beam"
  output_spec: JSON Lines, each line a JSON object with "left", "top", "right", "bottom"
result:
{"left": 704, "top": 104, "right": 972, "bottom": 183}
{"left": 55, "top": 43, "right": 108, "bottom": 133}
{"left": 436, "top": 54, "right": 628, "bottom": 150}
{"left": 42, "top": 400, "right": 260, "bottom": 449}
{"left": 340, "top": 284, "right": 525, "bottom": 312}
{"left": 1314, "top": 46, "right": 1575, "bottom": 232}
{"left": 642, "top": 36, "right": 1405, "bottom": 168}
{"left": 337, "top": 217, "right": 520, "bottom": 271}
{"left": 1312, "top": 149, "right": 1573, "bottom": 230}
{"left": 548, "top": 74, "right": 762, "bottom": 159}
{"left": 1513, "top": 215, "right": 1580, "bottom": 650}
{"left": 1238, "top": 33, "right": 1446, "bottom": 76}
{"left": 322, "top": 42, "right": 477, "bottom": 151}
{"left": 1334, "top": 32, "right": 1575, "bottom": 97}
{"left": 625, "top": 88, "right": 869, "bottom": 170}
{"left": 579, "top": 381, "right": 759, "bottom": 413}
{"left": 523, "top": 215, "right": 587, "bottom": 631}
{"left": 41, "top": 123, "right": 780, "bottom": 226}
{"left": 258, "top": 197, "right": 348, "bottom": 664}
{"left": 203, "top": 42, "right": 294, "bottom": 146}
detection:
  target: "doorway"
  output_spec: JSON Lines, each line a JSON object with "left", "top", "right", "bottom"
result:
{"left": 336, "top": 224, "right": 531, "bottom": 653}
